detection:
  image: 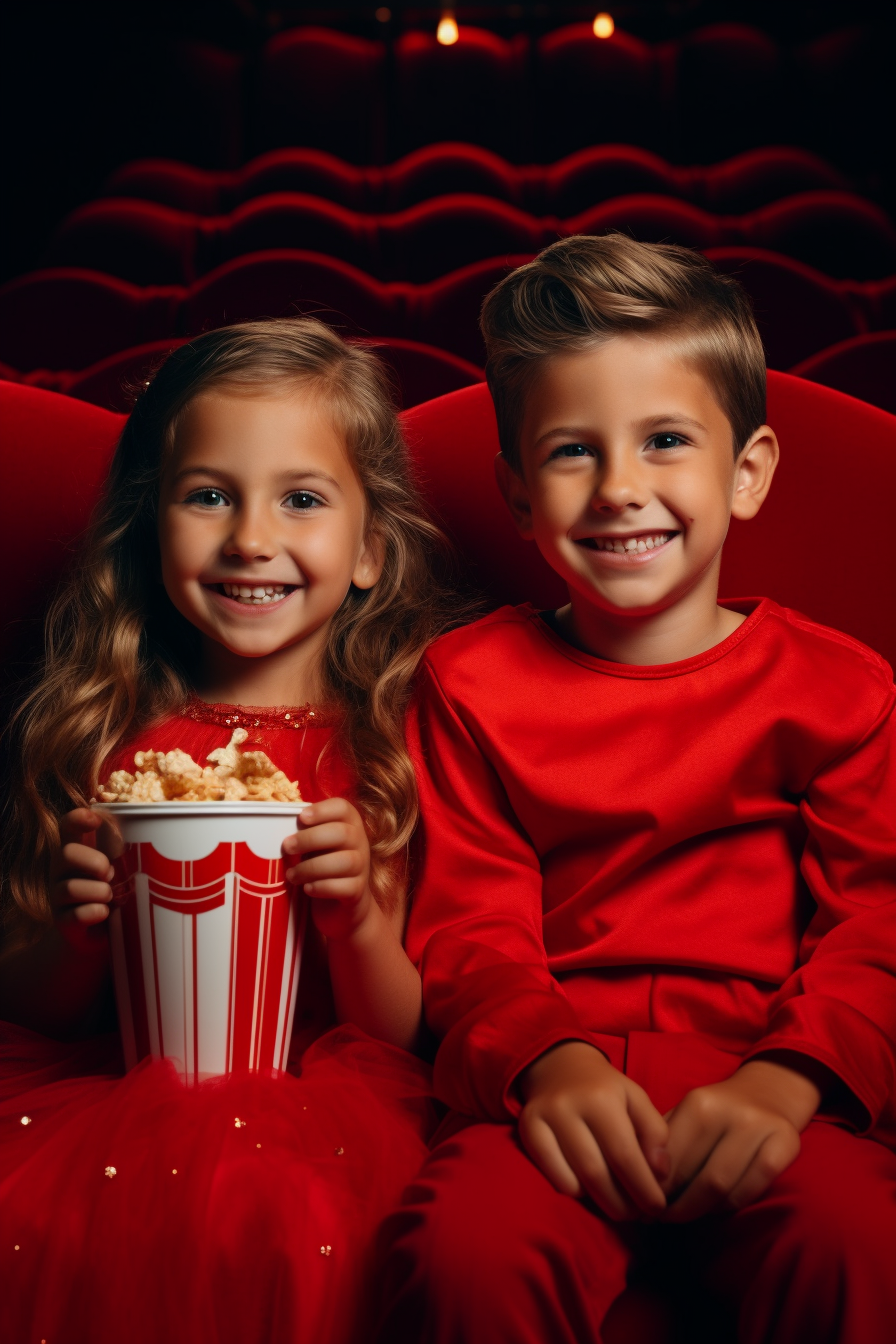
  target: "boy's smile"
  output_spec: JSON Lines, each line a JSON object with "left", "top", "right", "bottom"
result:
{"left": 498, "top": 336, "right": 778, "bottom": 664}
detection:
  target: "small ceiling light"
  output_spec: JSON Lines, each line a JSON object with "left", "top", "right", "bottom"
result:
{"left": 593, "top": 12, "right": 615, "bottom": 38}
{"left": 375, "top": 6, "right": 391, "bottom": 21}
{"left": 437, "top": 11, "right": 459, "bottom": 45}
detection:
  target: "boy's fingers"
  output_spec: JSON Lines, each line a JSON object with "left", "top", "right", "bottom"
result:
{"left": 662, "top": 1102, "right": 717, "bottom": 1196}
{"left": 590, "top": 1116, "right": 666, "bottom": 1216}
{"left": 726, "top": 1127, "right": 801, "bottom": 1212}
{"left": 564, "top": 1119, "right": 640, "bottom": 1221}
{"left": 663, "top": 1129, "right": 763, "bottom": 1223}
{"left": 627, "top": 1088, "right": 671, "bottom": 1181}
{"left": 518, "top": 1112, "right": 583, "bottom": 1199}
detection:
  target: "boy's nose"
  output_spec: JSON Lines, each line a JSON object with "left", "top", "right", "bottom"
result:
{"left": 591, "top": 460, "right": 648, "bottom": 512}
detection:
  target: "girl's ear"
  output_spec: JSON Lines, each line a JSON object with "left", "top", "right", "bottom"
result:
{"left": 494, "top": 453, "right": 534, "bottom": 539}
{"left": 730, "top": 425, "right": 780, "bottom": 521}
{"left": 352, "top": 527, "right": 386, "bottom": 591}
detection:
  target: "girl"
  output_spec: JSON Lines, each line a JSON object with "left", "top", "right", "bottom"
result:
{"left": 0, "top": 318, "right": 461, "bottom": 1344}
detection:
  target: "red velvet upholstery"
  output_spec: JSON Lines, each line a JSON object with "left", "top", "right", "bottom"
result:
{"left": 391, "top": 30, "right": 525, "bottom": 160}
{"left": 102, "top": 145, "right": 849, "bottom": 219}
{"left": 790, "top": 332, "right": 896, "bottom": 416}
{"left": 4, "top": 373, "right": 892, "bottom": 673}
{"left": 44, "top": 192, "right": 896, "bottom": 288}
{"left": 677, "top": 24, "right": 782, "bottom": 161}
{"left": 535, "top": 25, "right": 657, "bottom": 158}
{"left": 255, "top": 28, "right": 385, "bottom": 164}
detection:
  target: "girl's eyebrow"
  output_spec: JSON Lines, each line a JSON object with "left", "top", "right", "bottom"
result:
{"left": 172, "top": 467, "right": 342, "bottom": 489}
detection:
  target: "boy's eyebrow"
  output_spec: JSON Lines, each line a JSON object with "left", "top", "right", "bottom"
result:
{"left": 533, "top": 414, "right": 709, "bottom": 449}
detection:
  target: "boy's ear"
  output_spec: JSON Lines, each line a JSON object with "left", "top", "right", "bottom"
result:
{"left": 494, "top": 453, "right": 534, "bottom": 539}
{"left": 351, "top": 528, "right": 386, "bottom": 590}
{"left": 730, "top": 426, "right": 780, "bottom": 521}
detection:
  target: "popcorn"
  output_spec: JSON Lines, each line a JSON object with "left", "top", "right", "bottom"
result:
{"left": 96, "top": 729, "right": 303, "bottom": 803}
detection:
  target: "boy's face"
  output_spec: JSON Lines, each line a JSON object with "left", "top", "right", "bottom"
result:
{"left": 499, "top": 336, "right": 777, "bottom": 646}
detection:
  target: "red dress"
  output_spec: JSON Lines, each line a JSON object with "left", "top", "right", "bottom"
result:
{"left": 0, "top": 702, "right": 437, "bottom": 1344}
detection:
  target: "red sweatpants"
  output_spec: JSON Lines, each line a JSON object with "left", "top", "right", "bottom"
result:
{"left": 375, "top": 1118, "right": 896, "bottom": 1344}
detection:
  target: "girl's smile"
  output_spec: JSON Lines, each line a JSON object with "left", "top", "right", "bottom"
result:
{"left": 158, "top": 388, "right": 382, "bottom": 701}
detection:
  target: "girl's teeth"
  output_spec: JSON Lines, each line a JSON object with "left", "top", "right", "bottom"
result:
{"left": 221, "top": 583, "right": 288, "bottom": 604}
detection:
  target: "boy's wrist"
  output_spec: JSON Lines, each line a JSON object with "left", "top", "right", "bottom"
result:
{"left": 731, "top": 1054, "right": 833, "bottom": 1131}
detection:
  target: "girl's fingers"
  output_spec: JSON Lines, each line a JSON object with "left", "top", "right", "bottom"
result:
{"left": 287, "top": 850, "right": 365, "bottom": 885}
{"left": 58, "top": 808, "right": 104, "bottom": 846}
{"left": 517, "top": 1111, "right": 583, "bottom": 1198}
{"left": 57, "top": 902, "right": 111, "bottom": 927}
{"left": 305, "top": 877, "right": 369, "bottom": 901}
{"left": 57, "top": 842, "right": 115, "bottom": 883}
{"left": 54, "top": 877, "right": 114, "bottom": 910}
{"left": 283, "top": 821, "right": 358, "bottom": 857}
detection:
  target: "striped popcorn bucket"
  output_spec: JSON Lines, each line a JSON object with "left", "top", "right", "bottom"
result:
{"left": 97, "top": 803, "right": 307, "bottom": 1083}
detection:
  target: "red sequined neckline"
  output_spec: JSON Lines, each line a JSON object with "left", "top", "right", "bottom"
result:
{"left": 183, "top": 695, "right": 334, "bottom": 731}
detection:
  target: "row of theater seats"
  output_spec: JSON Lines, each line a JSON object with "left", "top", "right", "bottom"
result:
{"left": 2, "top": 250, "right": 894, "bottom": 415}
{"left": 155, "top": 23, "right": 886, "bottom": 172}
{"left": 3, "top": 249, "right": 894, "bottom": 375}
{"left": 104, "top": 146, "right": 852, "bottom": 220}
{"left": 41, "top": 189, "right": 896, "bottom": 286}
{"left": 7, "top": 329, "right": 896, "bottom": 419}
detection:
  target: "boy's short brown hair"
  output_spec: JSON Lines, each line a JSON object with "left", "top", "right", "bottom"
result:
{"left": 480, "top": 233, "right": 766, "bottom": 471}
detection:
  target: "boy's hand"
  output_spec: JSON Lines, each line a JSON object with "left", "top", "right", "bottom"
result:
{"left": 518, "top": 1040, "right": 669, "bottom": 1221}
{"left": 50, "top": 808, "right": 123, "bottom": 950}
{"left": 282, "top": 798, "right": 373, "bottom": 941}
{"left": 660, "top": 1057, "right": 827, "bottom": 1222}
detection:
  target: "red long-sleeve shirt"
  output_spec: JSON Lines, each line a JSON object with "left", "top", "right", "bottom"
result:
{"left": 405, "top": 599, "right": 896, "bottom": 1143}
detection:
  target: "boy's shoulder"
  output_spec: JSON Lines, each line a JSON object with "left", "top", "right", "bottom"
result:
{"left": 423, "top": 604, "right": 544, "bottom": 678}
{"left": 760, "top": 600, "right": 894, "bottom": 695}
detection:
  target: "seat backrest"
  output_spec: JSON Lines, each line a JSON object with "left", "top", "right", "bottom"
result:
{"left": 2, "top": 372, "right": 894, "bottom": 671}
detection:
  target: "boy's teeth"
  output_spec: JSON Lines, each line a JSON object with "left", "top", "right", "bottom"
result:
{"left": 593, "top": 533, "right": 671, "bottom": 554}
{"left": 221, "top": 583, "right": 289, "bottom": 604}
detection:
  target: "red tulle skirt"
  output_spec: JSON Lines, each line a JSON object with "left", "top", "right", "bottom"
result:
{"left": 0, "top": 1022, "right": 436, "bottom": 1344}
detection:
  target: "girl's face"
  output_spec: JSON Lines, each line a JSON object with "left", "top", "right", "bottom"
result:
{"left": 158, "top": 388, "right": 382, "bottom": 679}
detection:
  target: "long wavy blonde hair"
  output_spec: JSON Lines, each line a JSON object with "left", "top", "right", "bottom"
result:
{"left": 3, "top": 318, "right": 464, "bottom": 947}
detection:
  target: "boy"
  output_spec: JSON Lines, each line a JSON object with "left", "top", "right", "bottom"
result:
{"left": 378, "top": 235, "right": 896, "bottom": 1343}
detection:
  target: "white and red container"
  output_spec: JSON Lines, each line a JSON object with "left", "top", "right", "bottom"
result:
{"left": 97, "top": 802, "right": 306, "bottom": 1083}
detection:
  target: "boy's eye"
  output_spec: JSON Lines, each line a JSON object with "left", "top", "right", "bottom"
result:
{"left": 186, "top": 488, "right": 228, "bottom": 507}
{"left": 551, "top": 443, "right": 593, "bottom": 459}
{"left": 649, "top": 433, "right": 686, "bottom": 451}
{"left": 286, "top": 490, "right": 323, "bottom": 511}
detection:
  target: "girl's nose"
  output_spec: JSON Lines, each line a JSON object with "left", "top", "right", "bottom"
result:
{"left": 223, "top": 509, "right": 277, "bottom": 562}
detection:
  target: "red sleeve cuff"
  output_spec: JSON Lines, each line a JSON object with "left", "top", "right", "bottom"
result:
{"left": 745, "top": 994, "right": 896, "bottom": 1136}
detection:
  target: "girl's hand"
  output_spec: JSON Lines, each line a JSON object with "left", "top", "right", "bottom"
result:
{"left": 659, "top": 1057, "right": 827, "bottom": 1222}
{"left": 49, "top": 808, "right": 123, "bottom": 950}
{"left": 518, "top": 1040, "right": 670, "bottom": 1221}
{"left": 282, "top": 798, "right": 374, "bottom": 942}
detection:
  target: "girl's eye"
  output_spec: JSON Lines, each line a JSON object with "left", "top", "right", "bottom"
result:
{"left": 650, "top": 433, "right": 686, "bottom": 451}
{"left": 286, "top": 491, "right": 323, "bottom": 511}
{"left": 552, "top": 443, "right": 593, "bottom": 459}
{"left": 186, "top": 488, "right": 228, "bottom": 507}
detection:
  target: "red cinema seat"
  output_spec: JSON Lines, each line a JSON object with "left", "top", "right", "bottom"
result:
{"left": 535, "top": 25, "right": 657, "bottom": 159}
{"left": 210, "top": 195, "right": 379, "bottom": 277}
{"left": 66, "top": 339, "right": 190, "bottom": 415}
{"left": 391, "top": 29, "right": 524, "bottom": 161}
{"left": 354, "top": 338, "right": 483, "bottom": 409}
{"left": 379, "top": 196, "right": 541, "bottom": 285}
{"left": 385, "top": 144, "right": 522, "bottom": 212}
{"left": 790, "top": 332, "right": 896, "bottom": 416}
{"left": 0, "top": 269, "right": 182, "bottom": 373}
{"left": 705, "top": 248, "right": 862, "bottom": 370}
{"left": 164, "top": 41, "right": 246, "bottom": 170}
{"left": 675, "top": 25, "right": 784, "bottom": 161}
{"left": 751, "top": 193, "right": 896, "bottom": 281}
{"left": 545, "top": 147, "right": 678, "bottom": 220}
{"left": 182, "top": 251, "right": 401, "bottom": 343}
{"left": 568, "top": 197, "right": 723, "bottom": 253}
{"left": 234, "top": 151, "right": 368, "bottom": 213}
{"left": 256, "top": 28, "right": 385, "bottom": 164}
{"left": 44, "top": 201, "right": 199, "bottom": 286}
{"left": 410, "top": 255, "right": 533, "bottom": 367}
{"left": 103, "top": 160, "right": 227, "bottom": 215}
{"left": 702, "top": 148, "right": 849, "bottom": 215}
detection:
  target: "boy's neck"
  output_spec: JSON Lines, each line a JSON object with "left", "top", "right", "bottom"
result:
{"left": 556, "top": 586, "right": 746, "bottom": 666}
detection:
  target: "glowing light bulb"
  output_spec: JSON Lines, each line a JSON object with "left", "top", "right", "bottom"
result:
{"left": 375, "top": 6, "right": 391, "bottom": 21}
{"left": 437, "top": 13, "right": 459, "bottom": 45}
{"left": 593, "top": 12, "right": 615, "bottom": 39}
